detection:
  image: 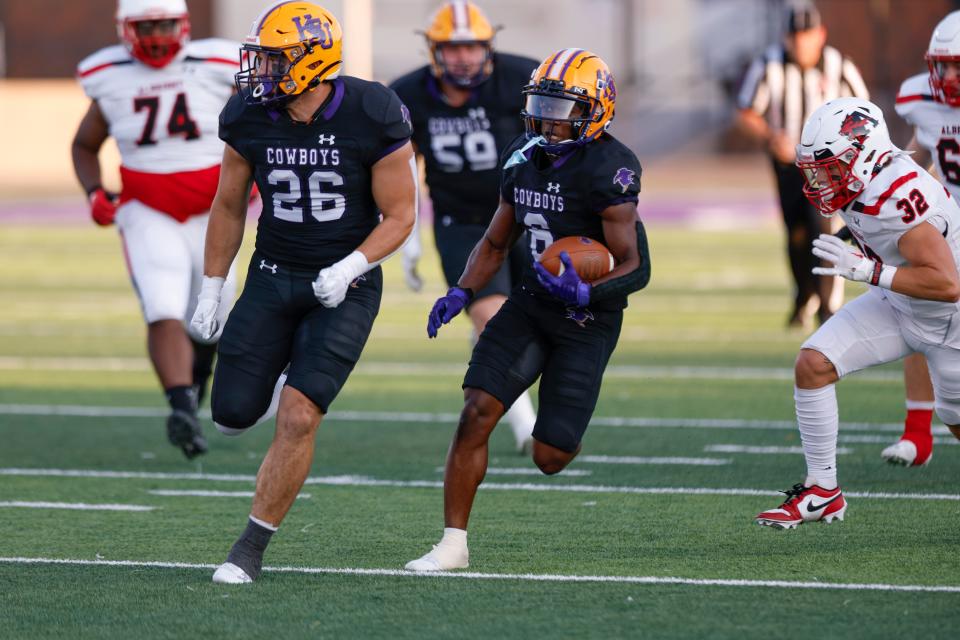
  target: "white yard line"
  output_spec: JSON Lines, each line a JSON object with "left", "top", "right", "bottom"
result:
{"left": 0, "top": 403, "right": 919, "bottom": 433}
{"left": 838, "top": 434, "right": 960, "bottom": 446}
{"left": 0, "top": 501, "right": 154, "bottom": 511}
{"left": 1, "top": 467, "right": 958, "bottom": 501}
{"left": 0, "top": 556, "right": 956, "bottom": 593}
{"left": 147, "top": 490, "right": 310, "bottom": 499}
{"left": 0, "top": 357, "right": 903, "bottom": 382}
{"left": 579, "top": 455, "right": 731, "bottom": 466}
{"left": 704, "top": 445, "right": 853, "bottom": 455}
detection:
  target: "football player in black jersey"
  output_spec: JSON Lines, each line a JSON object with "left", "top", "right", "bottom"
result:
{"left": 390, "top": 1, "right": 539, "bottom": 453}
{"left": 406, "top": 49, "right": 651, "bottom": 571}
{"left": 188, "top": 2, "right": 416, "bottom": 584}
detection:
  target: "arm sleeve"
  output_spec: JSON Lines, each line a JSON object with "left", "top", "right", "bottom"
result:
{"left": 590, "top": 219, "right": 651, "bottom": 302}
{"left": 589, "top": 153, "right": 641, "bottom": 213}
{"left": 367, "top": 87, "right": 414, "bottom": 165}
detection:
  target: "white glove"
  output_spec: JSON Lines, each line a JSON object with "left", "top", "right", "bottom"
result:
{"left": 312, "top": 251, "right": 370, "bottom": 308}
{"left": 402, "top": 232, "right": 423, "bottom": 292}
{"left": 811, "top": 233, "right": 877, "bottom": 282}
{"left": 190, "top": 276, "right": 225, "bottom": 342}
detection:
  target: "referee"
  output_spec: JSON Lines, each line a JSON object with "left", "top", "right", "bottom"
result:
{"left": 737, "top": 2, "right": 869, "bottom": 329}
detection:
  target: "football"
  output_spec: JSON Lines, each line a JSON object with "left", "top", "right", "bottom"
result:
{"left": 539, "top": 236, "right": 615, "bottom": 282}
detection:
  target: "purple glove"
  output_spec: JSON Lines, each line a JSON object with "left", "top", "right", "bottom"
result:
{"left": 533, "top": 251, "right": 591, "bottom": 307}
{"left": 427, "top": 287, "right": 473, "bottom": 338}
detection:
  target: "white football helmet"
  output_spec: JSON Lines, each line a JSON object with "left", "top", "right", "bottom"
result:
{"left": 116, "top": 0, "right": 190, "bottom": 69}
{"left": 796, "top": 97, "right": 894, "bottom": 216}
{"left": 927, "top": 11, "right": 960, "bottom": 105}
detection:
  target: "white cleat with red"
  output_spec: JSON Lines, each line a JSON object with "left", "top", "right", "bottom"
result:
{"left": 881, "top": 439, "right": 932, "bottom": 467}
{"left": 755, "top": 483, "right": 847, "bottom": 529}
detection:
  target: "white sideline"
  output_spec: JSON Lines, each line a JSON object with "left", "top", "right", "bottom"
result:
{"left": 0, "top": 556, "right": 957, "bottom": 593}
{"left": 147, "top": 490, "right": 311, "bottom": 499}
{"left": 704, "top": 445, "right": 853, "bottom": 455}
{"left": 0, "top": 357, "right": 904, "bottom": 382}
{"left": 579, "top": 455, "right": 731, "bottom": 466}
{"left": 0, "top": 403, "right": 921, "bottom": 433}
{"left": 2, "top": 467, "right": 959, "bottom": 501}
{"left": 0, "top": 501, "right": 154, "bottom": 511}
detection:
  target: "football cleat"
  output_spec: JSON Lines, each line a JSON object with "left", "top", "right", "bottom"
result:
{"left": 881, "top": 438, "right": 932, "bottom": 467}
{"left": 404, "top": 541, "right": 469, "bottom": 572}
{"left": 755, "top": 483, "right": 847, "bottom": 529}
{"left": 212, "top": 562, "right": 253, "bottom": 584}
{"left": 166, "top": 409, "right": 208, "bottom": 459}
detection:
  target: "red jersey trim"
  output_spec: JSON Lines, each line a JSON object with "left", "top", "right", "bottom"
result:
{"left": 77, "top": 60, "right": 132, "bottom": 78}
{"left": 853, "top": 172, "right": 919, "bottom": 216}
{"left": 895, "top": 94, "right": 935, "bottom": 104}
{"left": 184, "top": 56, "right": 239, "bottom": 66}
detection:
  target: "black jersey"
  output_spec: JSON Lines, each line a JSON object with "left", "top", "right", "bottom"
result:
{"left": 390, "top": 53, "right": 538, "bottom": 225}
{"left": 219, "top": 76, "right": 413, "bottom": 271}
{"left": 500, "top": 134, "right": 642, "bottom": 310}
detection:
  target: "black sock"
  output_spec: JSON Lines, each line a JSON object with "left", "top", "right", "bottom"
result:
{"left": 191, "top": 340, "right": 218, "bottom": 406}
{"left": 226, "top": 518, "right": 276, "bottom": 580}
{"left": 165, "top": 385, "right": 197, "bottom": 414}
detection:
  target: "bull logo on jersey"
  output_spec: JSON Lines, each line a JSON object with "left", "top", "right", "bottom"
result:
{"left": 613, "top": 168, "right": 636, "bottom": 194}
{"left": 838, "top": 111, "right": 878, "bottom": 143}
{"left": 292, "top": 15, "right": 335, "bottom": 49}
{"left": 565, "top": 306, "right": 594, "bottom": 327}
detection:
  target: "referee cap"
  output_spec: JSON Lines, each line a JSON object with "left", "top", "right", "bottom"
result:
{"left": 785, "top": 1, "right": 822, "bottom": 34}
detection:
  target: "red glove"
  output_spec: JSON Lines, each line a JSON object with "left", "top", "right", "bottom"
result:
{"left": 89, "top": 187, "right": 118, "bottom": 226}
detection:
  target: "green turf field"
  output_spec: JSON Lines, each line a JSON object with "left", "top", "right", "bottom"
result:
{"left": 1, "top": 224, "right": 958, "bottom": 639}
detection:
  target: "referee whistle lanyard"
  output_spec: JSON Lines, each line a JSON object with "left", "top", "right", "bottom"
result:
{"left": 504, "top": 136, "right": 546, "bottom": 168}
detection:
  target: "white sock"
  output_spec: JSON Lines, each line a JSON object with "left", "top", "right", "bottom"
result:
{"left": 441, "top": 527, "right": 467, "bottom": 546}
{"left": 795, "top": 385, "right": 839, "bottom": 490}
{"left": 905, "top": 399, "right": 935, "bottom": 411}
{"left": 505, "top": 392, "right": 536, "bottom": 445}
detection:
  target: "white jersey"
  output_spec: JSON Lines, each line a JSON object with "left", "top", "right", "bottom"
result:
{"left": 841, "top": 154, "right": 960, "bottom": 326}
{"left": 895, "top": 73, "right": 960, "bottom": 201}
{"left": 77, "top": 38, "right": 238, "bottom": 174}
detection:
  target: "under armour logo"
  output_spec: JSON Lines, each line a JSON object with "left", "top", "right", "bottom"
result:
{"left": 546, "top": 182, "right": 560, "bottom": 193}
{"left": 318, "top": 134, "right": 336, "bottom": 145}
{"left": 259, "top": 259, "right": 278, "bottom": 274}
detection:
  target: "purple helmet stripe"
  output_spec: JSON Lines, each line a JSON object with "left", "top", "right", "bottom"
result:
{"left": 558, "top": 49, "right": 584, "bottom": 83}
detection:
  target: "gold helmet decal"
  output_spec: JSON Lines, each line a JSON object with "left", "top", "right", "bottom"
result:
{"left": 237, "top": 1, "right": 343, "bottom": 104}
{"left": 423, "top": 1, "right": 498, "bottom": 88}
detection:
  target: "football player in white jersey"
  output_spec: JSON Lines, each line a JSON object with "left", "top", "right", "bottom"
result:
{"left": 756, "top": 97, "right": 960, "bottom": 529}
{"left": 71, "top": 0, "right": 239, "bottom": 458}
{"left": 883, "top": 11, "right": 960, "bottom": 467}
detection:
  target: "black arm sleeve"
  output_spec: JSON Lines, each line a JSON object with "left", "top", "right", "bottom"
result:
{"left": 833, "top": 225, "right": 852, "bottom": 241}
{"left": 590, "top": 220, "right": 651, "bottom": 302}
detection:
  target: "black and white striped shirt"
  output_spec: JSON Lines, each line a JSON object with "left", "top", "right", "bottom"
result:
{"left": 738, "top": 44, "right": 870, "bottom": 143}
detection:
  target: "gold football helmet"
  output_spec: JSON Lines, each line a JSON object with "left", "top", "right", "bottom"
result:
{"left": 237, "top": 1, "right": 343, "bottom": 104}
{"left": 522, "top": 49, "right": 618, "bottom": 153}
{"left": 423, "top": 1, "right": 497, "bottom": 88}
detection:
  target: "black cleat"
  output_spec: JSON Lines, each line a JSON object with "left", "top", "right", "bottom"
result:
{"left": 166, "top": 409, "right": 208, "bottom": 459}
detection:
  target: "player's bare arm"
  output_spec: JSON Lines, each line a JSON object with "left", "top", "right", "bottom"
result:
{"left": 894, "top": 221, "right": 960, "bottom": 302}
{"left": 204, "top": 144, "right": 253, "bottom": 279}
{"left": 363, "top": 141, "right": 417, "bottom": 262}
{"left": 592, "top": 202, "right": 641, "bottom": 286}
{"left": 71, "top": 101, "right": 111, "bottom": 193}
{"left": 457, "top": 198, "right": 522, "bottom": 293}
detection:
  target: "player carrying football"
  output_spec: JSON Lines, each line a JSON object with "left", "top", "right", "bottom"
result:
{"left": 189, "top": 1, "right": 416, "bottom": 583}
{"left": 406, "top": 49, "right": 651, "bottom": 571}
{"left": 390, "top": 1, "right": 539, "bottom": 453}
{"left": 756, "top": 97, "right": 960, "bottom": 529}
{"left": 71, "top": 0, "right": 240, "bottom": 458}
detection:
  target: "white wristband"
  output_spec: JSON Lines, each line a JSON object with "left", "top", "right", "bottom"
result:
{"left": 200, "top": 275, "right": 225, "bottom": 301}
{"left": 337, "top": 250, "right": 371, "bottom": 280}
{"left": 877, "top": 265, "right": 897, "bottom": 290}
